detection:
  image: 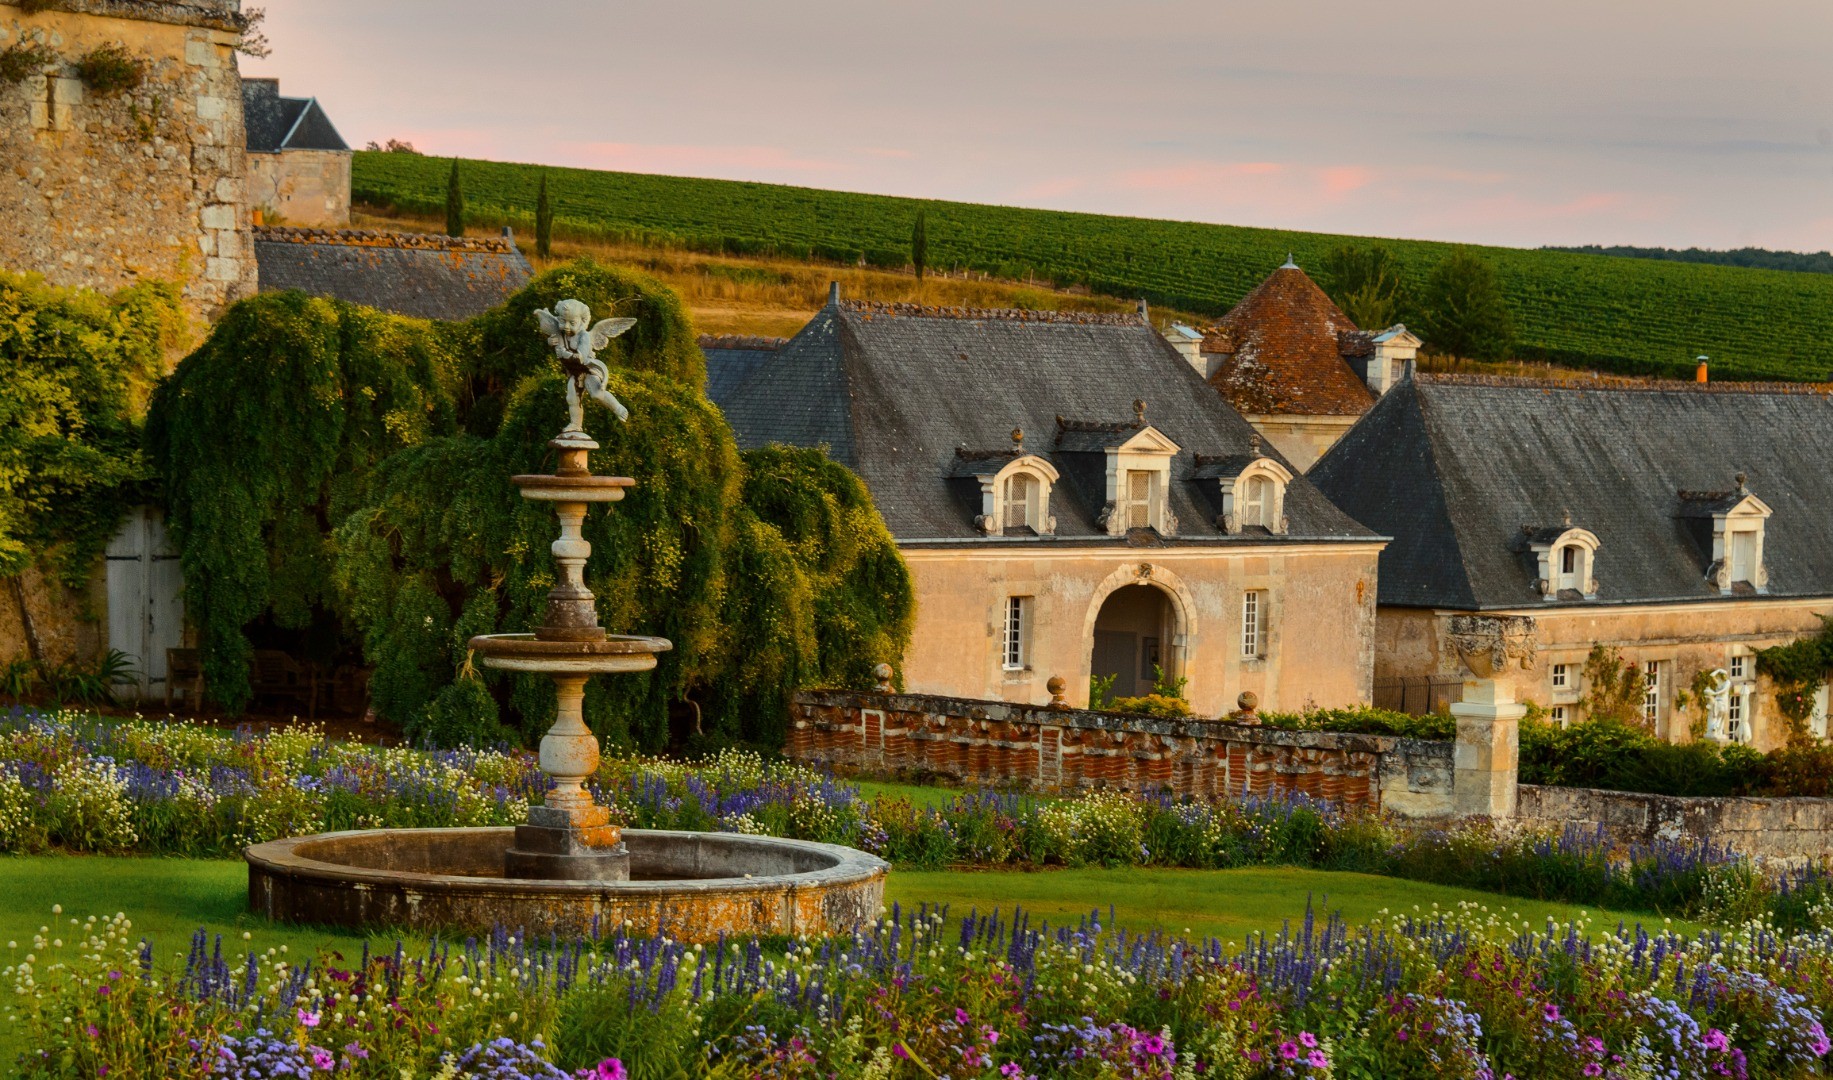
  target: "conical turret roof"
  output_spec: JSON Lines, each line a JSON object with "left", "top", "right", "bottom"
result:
{"left": 1202, "top": 265, "right": 1376, "bottom": 416}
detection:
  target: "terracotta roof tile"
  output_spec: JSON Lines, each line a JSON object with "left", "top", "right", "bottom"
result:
{"left": 1202, "top": 266, "right": 1377, "bottom": 416}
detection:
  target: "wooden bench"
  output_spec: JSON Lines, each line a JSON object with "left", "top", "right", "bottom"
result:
{"left": 165, "top": 648, "right": 205, "bottom": 711}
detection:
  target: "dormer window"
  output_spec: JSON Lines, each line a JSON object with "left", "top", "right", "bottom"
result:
{"left": 1101, "top": 425, "right": 1180, "bottom": 536}
{"left": 1198, "top": 453, "right": 1293, "bottom": 535}
{"left": 1677, "top": 476, "right": 1771, "bottom": 595}
{"left": 958, "top": 450, "right": 1059, "bottom": 537}
{"left": 1526, "top": 524, "right": 1600, "bottom": 600}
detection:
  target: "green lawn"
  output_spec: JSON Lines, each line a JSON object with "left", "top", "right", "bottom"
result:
{"left": 0, "top": 856, "right": 1699, "bottom": 1073}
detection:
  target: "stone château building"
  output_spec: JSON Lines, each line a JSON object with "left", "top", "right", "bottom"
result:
{"left": 714, "top": 287, "right": 1386, "bottom": 716}
{"left": 1165, "top": 261, "right": 1418, "bottom": 471}
{"left": 1309, "top": 374, "right": 1833, "bottom": 749}
{"left": 242, "top": 76, "right": 350, "bottom": 227}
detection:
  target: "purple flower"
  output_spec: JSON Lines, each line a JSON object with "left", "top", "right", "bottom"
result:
{"left": 1280, "top": 1041, "right": 1300, "bottom": 1060}
{"left": 1543, "top": 1004, "right": 1561, "bottom": 1023}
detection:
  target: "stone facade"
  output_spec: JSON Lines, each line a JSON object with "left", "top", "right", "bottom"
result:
{"left": 900, "top": 543, "right": 1383, "bottom": 718}
{"left": 1239, "top": 413, "right": 1361, "bottom": 473}
{"left": 248, "top": 147, "right": 348, "bottom": 226}
{"left": 0, "top": 0, "right": 256, "bottom": 327}
{"left": 1518, "top": 784, "right": 1833, "bottom": 863}
{"left": 788, "top": 688, "right": 1456, "bottom": 818}
{"left": 1376, "top": 598, "right": 1833, "bottom": 751}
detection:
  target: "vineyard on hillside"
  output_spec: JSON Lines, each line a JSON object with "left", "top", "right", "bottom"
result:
{"left": 353, "top": 152, "right": 1833, "bottom": 382}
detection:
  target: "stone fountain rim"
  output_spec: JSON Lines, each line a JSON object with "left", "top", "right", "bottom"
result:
{"left": 467, "top": 633, "right": 673, "bottom": 658}
{"left": 245, "top": 827, "right": 889, "bottom": 896}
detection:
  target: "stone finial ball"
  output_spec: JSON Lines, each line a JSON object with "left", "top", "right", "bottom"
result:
{"left": 1237, "top": 691, "right": 1258, "bottom": 711}
{"left": 873, "top": 662, "right": 893, "bottom": 680}
{"left": 1046, "top": 675, "right": 1066, "bottom": 695}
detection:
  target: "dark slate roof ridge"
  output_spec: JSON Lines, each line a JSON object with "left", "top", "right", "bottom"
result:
{"left": 1307, "top": 379, "right": 1480, "bottom": 609}
{"left": 253, "top": 226, "right": 521, "bottom": 255}
{"left": 839, "top": 298, "right": 1145, "bottom": 326}
{"left": 1394, "top": 382, "right": 1481, "bottom": 609}
{"left": 1416, "top": 372, "right": 1833, "bottom": 396}
{"left": 697, "top": 334, "right": 787, "bottom": 351}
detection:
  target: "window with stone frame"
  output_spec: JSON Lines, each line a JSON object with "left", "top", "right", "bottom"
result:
{"left": 1241, "top": 590, "right": 1267, "bottom": 659}
{"left": 1242, "top": 474, "right": 1274, "bottom": 528}
{"left": 1002, "top": 596, "right": 1030, "bottom": 671}
{"left": 1125, "top": 470, "right": 1153, "bottom": 529}
{"left": 1643, "top": 660, "right": 1661, "bottom": 726}
{"left": 1003, "top": 472, "right": 1035, "bottom": 531}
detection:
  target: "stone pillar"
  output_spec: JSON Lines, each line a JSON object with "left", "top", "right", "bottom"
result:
{"left": 1445, "top": 614, "right": 1537, "bottom": 821}
{"left": 1451, "top": 678, "right": 1524, "bottom": 818}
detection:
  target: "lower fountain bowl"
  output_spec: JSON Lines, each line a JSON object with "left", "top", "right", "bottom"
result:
{"left": 245, "top": 828, "right": 887, "bottom": 940}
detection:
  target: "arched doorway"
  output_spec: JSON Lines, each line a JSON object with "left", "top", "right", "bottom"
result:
{"left": 1089, "top": 584, "right": 1176, "bottom": 699}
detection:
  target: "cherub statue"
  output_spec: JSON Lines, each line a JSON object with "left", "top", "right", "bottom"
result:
{"left": 536, "top": 299, "right": 636, "bottom": 432}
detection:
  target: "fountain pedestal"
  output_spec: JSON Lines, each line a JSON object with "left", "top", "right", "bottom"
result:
{"left": 470, "top": 434, "right": 671, "bottom": 881}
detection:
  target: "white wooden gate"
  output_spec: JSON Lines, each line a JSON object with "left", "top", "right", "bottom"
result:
{"left": 105, "top": 508, "right": 185, "bottom": 701}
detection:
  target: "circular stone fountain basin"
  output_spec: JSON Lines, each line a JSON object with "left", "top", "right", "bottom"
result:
{"left": 246, "top": 828, "right": 888, "bottom": 940}
{"left": 467, "top": 633, "right": 671, "bottom": 673}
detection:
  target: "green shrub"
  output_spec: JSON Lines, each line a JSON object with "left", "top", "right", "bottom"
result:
{"left": 0, "top": 38, "right": 56, "bottom": 84}
{"left": 72, "top": 42, "right": 142, "bottom": 96}
{"left": 1105, "top": 693, "right": 1191, "bottom": 719}
{"left": 1259, "top": 706, "right": 1454, "bottom": 740}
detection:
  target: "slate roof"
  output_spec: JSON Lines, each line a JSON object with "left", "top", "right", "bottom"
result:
{"left": 699, "top": 335, "right": 786, "bottom": 411}
{"left": 1202, "top": 265, "right": 1377, "bottom": 417}
{"left": 1308, "top": 373, "right": 1833, "bottom": 610}
{"left": 718, "top": 296, "right": 1379, "bottom": 546}
{"left": 242, "top": 79, "right": 348, "bottom": 153}
{"left": 253, "top": 227, "right": 532, "bottom": 321}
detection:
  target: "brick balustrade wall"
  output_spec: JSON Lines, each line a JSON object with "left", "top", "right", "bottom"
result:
{"left": 789, "top": 689, "right": 1456, "bottom": 818}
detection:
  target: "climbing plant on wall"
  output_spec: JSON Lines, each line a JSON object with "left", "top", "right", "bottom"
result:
{"left": 0, "top": 273, "right": 180, "bottom": 590}
{"left": 152, "top": 258, "right": 912, "bottom": 747}
{"left": 1757, "top": 617, "right": 1833, "bottom": 744}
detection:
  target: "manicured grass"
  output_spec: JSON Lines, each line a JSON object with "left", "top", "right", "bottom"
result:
{"left": 0, "top": 856, "right": 1700, "bottom": 1073}
{"left": 850, "top": 777, "right": 978, "bottom": 808}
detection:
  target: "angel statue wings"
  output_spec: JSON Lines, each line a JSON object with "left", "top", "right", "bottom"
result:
{"left": 536, "top": 299, "right": 637, "bottom": 434}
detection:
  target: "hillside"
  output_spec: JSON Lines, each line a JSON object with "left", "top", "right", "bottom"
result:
{"left": 1544, "top": 245, "right": 1833, "bottom": 276}
{"left": 353, "top": 152, "right": 1833, "bottom": 382}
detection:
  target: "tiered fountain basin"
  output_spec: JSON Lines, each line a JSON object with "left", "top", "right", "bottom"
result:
{"left": 245, "top": 828, "right": 888, "bottom": 940}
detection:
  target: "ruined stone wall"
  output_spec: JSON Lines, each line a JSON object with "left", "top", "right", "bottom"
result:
{"left": 1518, "top": 784, "right": 1833, "bottom": 863}
{"left": 788, "top": 688, "right": 1455, "bottom": 818}
{"left": 248, "top": 148, "right": 349, "bottom": 227}
{"left": 0, "top": 0, "right": 255, "bottom": 329}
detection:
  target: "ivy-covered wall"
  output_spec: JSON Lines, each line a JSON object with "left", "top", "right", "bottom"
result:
{"left": 148, "top": 259, "right": 912, "bottom": 749}
{"left": 0, "top": 272, "right": 183, "bottom": 665}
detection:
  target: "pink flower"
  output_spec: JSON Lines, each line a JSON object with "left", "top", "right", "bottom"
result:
{"left": 1543, "top": 1004, "right": 1561, "bottom": 1023}
{"left": 587, "top": 1060, "right": 626, "bottom": 1080}
{"left": 1142, "top": 1034, "right": 1167, "bottom": 1056}
{"left": 956, "top": 1008, "right": 971, "bottom": 1025}
{"left": 85, "top": 1025, "right": 99, "bottom": 1038}
{"left": 297, "top": 1009, "right": 320, "bottom": 1029}
{"left": 892, "top": 1044, "right": 909, "bottom": 1060}
{"left": 1705, "top": 1029, "right": 1730, "bottom": 1052}
{"left": 1299, "top": 1032, "right": 1317, "bottom": 1048}
{"left": 1280, "top": 1041, "right": 1300, "bottom": 1060}
{"left": 1308, "top": 1049, "right": 1329, "bottom": 1069}
{"left": 1582, "top": 1066, "right": 1602, "bottom": 1078}
{"left": 310, "top": 1047, "right": 334, "bottom": 1070}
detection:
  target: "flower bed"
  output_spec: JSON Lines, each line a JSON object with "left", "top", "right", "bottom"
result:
{"left": 5, "top": 899, "right": 1833, "bottom": 1078}
{"left": 3, "top": 711, "right": 1830, "bottom": 930}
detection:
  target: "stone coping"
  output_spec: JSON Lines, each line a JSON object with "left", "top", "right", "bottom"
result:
{"left": 794, "top": 688, "right": 1446, "bottom": 754}
{"left": 37, "top": 0, "right": 246, "bottom": 32}
{"left": 246, "top": 827, "right": 888, "bottom": 896}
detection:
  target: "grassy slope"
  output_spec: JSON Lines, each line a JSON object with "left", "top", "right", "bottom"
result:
{"left": 354, "top": 152, "right": 1833, "bottom": 381}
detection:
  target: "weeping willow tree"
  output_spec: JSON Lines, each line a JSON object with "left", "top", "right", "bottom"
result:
{"left": 151, "top": 258, "right": 911, "bottom": 747}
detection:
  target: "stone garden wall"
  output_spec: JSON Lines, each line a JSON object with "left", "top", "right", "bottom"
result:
{"left": 788, "top": 689, "right": 1456, "bottom": 818}
{"left": 1519, "top": 784, "right": 1833, "bottom": 863}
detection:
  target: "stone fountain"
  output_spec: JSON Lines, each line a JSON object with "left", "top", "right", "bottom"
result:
{"left": 245, "top": 300, "right": 886, "bottom": 939}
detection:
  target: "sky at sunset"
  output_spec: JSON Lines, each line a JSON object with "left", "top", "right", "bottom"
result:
{"left": 245, "top": 0, "right": 1833, "bottom": 251}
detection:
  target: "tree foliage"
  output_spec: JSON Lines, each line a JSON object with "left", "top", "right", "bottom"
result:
{"left": 445, "top": 158, "right": 465, "bottom": 238}
{"left": 911, "top": 210, "right": 928, "bottom": 281}
{"left": 1576, "top": 644, "right": 1650, "bottom": 730}
{"left": 1417, "top": 249, "right": 1515, "bottom": 362}
{"left": 0, "top": 273, "right": 181, "bottom": 587}
{"left": 535, "top": 172, "right": 553, "bottom": 260}
{"left": 150, "top": 259, "right": 910, "bottom": 748}
{"left": 1320, "top": 243, "right": 1408, "bottom": 331}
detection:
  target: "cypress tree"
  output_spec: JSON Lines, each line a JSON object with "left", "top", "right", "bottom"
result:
{"left": 534, "top": 171, "right": 553, "bottom": 259}
{"left": 911, "top": 210, "right": 928, "bottom": 281}
{"left": 444, "top": 158, "right": 465, "bottom": 237}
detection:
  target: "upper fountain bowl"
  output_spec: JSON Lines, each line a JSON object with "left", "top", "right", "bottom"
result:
{"left": 511, "top": 473, "right": 634, "bottom": 504}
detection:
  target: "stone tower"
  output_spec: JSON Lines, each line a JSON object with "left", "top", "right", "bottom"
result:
{"left": 0, "top": 0, "right": 258, "bottom": 329}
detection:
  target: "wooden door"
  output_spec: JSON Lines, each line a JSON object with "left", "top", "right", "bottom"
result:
{"left": 105, "top": 508, "right": 185, "bottom": 701}
{"left": 1092, "top": 630, "right": 1138, "bottom": 698}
